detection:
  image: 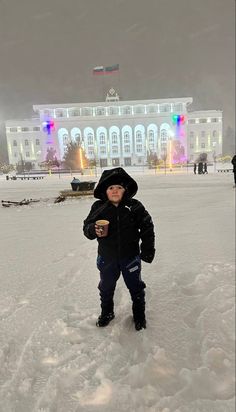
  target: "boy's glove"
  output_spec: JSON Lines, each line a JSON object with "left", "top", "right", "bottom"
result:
{"left": 140, "top": 250, "right": 155, "bottom": 263}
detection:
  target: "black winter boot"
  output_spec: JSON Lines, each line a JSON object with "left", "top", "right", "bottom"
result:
{"left": 96, "top": 299, "right": 115, "bottom": 327}
{"left": 132, "top": 290, "right": 146, "bottom": 331}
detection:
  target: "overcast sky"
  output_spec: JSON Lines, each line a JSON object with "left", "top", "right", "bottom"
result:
{"left": 0, "top": 0, "right": 235, "bottom": 130}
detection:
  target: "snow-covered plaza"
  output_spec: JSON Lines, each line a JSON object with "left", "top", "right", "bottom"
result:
{"left": 0, "top": 169, "right": 235, "bottom": 412}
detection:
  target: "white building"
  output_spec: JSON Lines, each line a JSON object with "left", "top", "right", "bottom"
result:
{"left": 5, "top": 90, "right": 223, "bottom": 168}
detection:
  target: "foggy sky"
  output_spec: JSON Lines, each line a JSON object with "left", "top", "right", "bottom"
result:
{"left": 0, "top": 0, "right": 235, "bottom": 130}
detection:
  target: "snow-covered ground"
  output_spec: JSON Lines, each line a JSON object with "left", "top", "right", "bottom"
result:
{"left": 0, "top": 170, "right": 235, "bottom": 412}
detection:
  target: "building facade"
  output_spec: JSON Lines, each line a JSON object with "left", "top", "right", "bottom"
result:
{"left": 5, "top": 90, "right": 223, "bottom": 168}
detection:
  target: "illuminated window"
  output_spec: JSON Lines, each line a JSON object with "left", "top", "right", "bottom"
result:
{"left": 112, "top": 133, "right": 118, "bottom": 144}
{"left": 124, "top": 132, "right": 130, "bottom": 143}
{"left": 124, "top": 145, "right": 130, "bottom": 153}
{"left": 99, "top": 133, "right": 106, "bottom": 144}
{"left": 136, "top": 131, "right": 142, "bottom": 143}
{"left": 112, "top": 146, "right": 119, "bottom": 154}
{"left": 100, "top": 147, "right": 106, "bottom": 155}
{"left": 88, "top": 134, "right": 94, "bottom": 145}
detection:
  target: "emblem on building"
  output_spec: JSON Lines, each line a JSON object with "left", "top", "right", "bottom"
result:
{"left": 106, "top": 88, "right": 120, "bottom": 102}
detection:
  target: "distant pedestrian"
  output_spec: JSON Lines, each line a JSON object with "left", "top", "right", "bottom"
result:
{"left": 231, "top": 155, "right": 236, "bottom": 187}
{"left": 203, "top": 162, "right": 208, "bottom": 174}
{"left": 198, "top": 162, "right": 203, "bottom": 174}
{"left": 193, "top": 163, "right": 197, "bottom": 174}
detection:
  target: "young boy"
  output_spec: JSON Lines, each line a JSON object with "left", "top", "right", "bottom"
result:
{"left": 83, "top": 167, "right": 155, "bottom": 331}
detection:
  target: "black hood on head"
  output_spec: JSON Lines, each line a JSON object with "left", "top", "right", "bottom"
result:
{"left": 94, "top": 167, "right": 138, "bottom": 200}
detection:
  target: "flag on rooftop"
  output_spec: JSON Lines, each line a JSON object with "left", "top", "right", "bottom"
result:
{"left": 92, "top": 66, "right": 104, "bottom": 75}
{"left": 104, "top": 64, "right": 119, "bottom": 74}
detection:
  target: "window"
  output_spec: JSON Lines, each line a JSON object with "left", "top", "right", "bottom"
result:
{"left": 33, "top": 126, "right": 40, "bottom": 131}
{"left": 26, "top": 152, "right": 30, "bottom": 157}
{"left": 88, "top": 149, "right": 94, "bottom": 156}
{"left": 189, "top": 131, "right": 195, "bottom": 138}
{"left": 211, "top": 118, "right": 219, "bottom": 123}
{"left": 201, "top": 142, "right": 205, "bottom": 148}
{"left": 173, "top": 103, "right": 183, "bottom": 112}
{"left": 149, "top": 144, "right": 154, "bottom": 151}
{"left": 55, "top": 109, "right": 66, "bottom": 118}
{"left": 199, "top": 119, "right": 207, "bottom": 123}
{"left": 190, "top": 143, "right": 194, "bottom": 149}
{"left": 69, "top": 109, "right": 80, "bottom": 117}
{"left": 96, "top": 107, "right": 105, "bottom": 116}
{"left": 134, "top": 105, "right": 145, "bottom": 114}
{"left": 160, "top": 104, "right": 171, "bottom": 113}
{"left": 147, "top": 105, "right": 157, "bottom": 114}
{"left": 188, "top": 119, "right": 196, "bottom": 124}
{"left": 21, "top": 127, "right": 29, "bottom": 132}
{"left": 9, "top": 127, "right": 18, "bottom": 132}
{"left": 121, "top": 106, "right": 131, "bottom": 115}
{"left": 124, "top": 145, "right": 130, "bottom": 153}
{"left": 136, "top": 131, "right": 142, "bottom": 143}
{"left": 43, "top": 109, "right": 53, "bottom": 117}
{"left": 148, "top": 131, "right": 154, "bottom": 142}
{"left": 136, "top": 144, "right": 143, "bottom": 153}
{"left": 124, "top": 132, "right": 130, "bottom": 143}
{"left": 25, "top": 139, "right": 29, "bottom": 146}
{"left": 201, "top": 131, "right": 206, "bottom": 138}
{"left": 13, "top": 140, "right": 17, "bottom": 146}
{"left": 82, "top": 107, "right": 93, "bottom": 116}
{"left": 87, "top": 134, "right": 94, "bottom": 145}
{"left": 99, "top": 133, "right": 105, "bottom": 145}
{"left": 14, "top": 152, "right": 18, "bottom": 157}
{"left": 36, "top": 139, "right": 40, "bottom": 145}
{"left": 111, "top": 132, "right": 118, "bottom": 144}
{"left": 108, "top": 106, "right": 119, "bottom": 115}
{"left": 100, "top": 147, "right": 106, "bottom": 155}
{"left": 112, "top": 146, "right": 119, "bottom": 154}
{"left": 212, "top": 130, "right": 218, "bottom": 138}
{"left": 161, "top": 130, "right": 168, "bottom": 141}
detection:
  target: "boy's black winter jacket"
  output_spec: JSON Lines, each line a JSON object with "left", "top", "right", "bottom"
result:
{"left": 83, "top": 198, "right": 155, "bottom": 263}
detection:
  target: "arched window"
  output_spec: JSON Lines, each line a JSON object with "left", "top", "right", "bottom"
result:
{"left": 161, "top": 129, "right": 168, "bottom": 142}
{"left": 112, "top": 132, "right": 118, "bottom": 144}
{"left": 124, "top": 132, "right": 130, "bottom": 143}
{"left": 136, "top": 131, "right": 142, "bottom": 143}
{"left": 99, "top": 133, "right": 106, "bottom": 145}
{"left": 88, "top": 133, "right": 94, "bottom": 145}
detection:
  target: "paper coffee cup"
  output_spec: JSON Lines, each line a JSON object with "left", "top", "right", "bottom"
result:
{"left": 96, "top": 220, "right": 109, "bottom": 237}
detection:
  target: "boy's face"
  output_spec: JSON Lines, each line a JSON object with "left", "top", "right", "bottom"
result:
{"left": 106, "top": 185, "right": 125, "bottom": 205}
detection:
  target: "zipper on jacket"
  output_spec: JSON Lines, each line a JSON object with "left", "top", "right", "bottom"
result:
{"left": 117, "top": 209, "right": 121, "bottom": 259}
